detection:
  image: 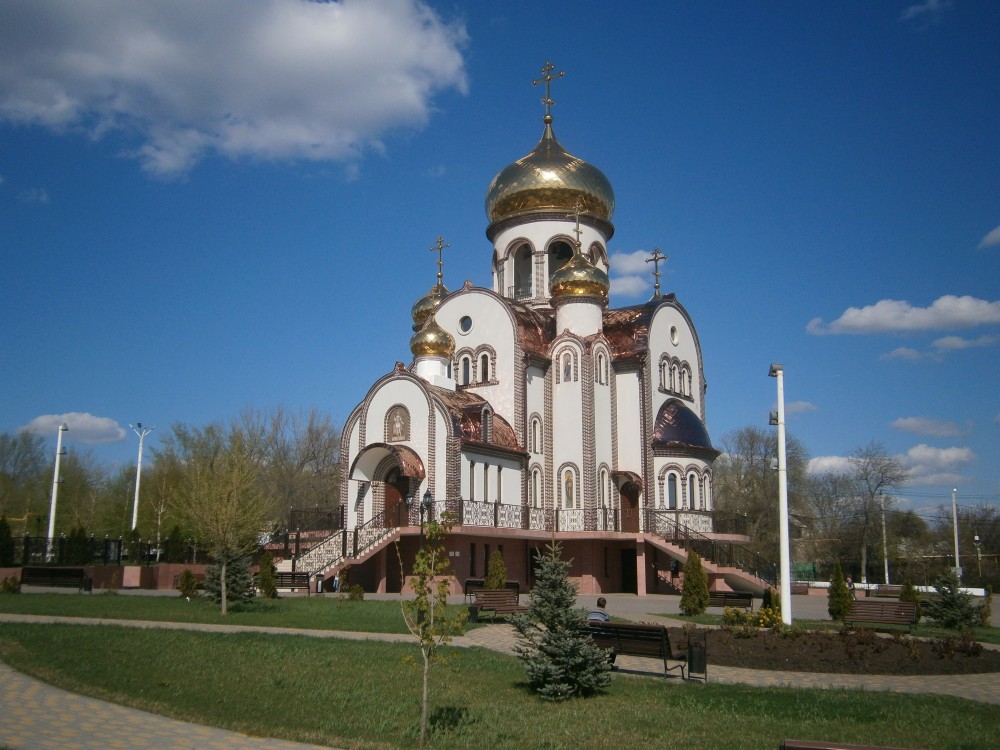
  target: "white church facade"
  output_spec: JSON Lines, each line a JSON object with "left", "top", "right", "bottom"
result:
{"left": 301, "top": 66, "right": 757, "bottom": 596}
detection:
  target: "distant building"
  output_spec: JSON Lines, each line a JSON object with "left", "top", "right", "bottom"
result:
{"left": 291, "top": 66, "right": 760, "bottom": 595}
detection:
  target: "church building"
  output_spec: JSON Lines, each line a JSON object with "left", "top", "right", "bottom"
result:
{"left": 297, "top": 65, "right": 756, "bottom": 596}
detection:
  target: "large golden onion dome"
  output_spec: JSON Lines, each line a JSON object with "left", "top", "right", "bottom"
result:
{"left": 411, "top": 281, "right": 449, "bottom": 330}
{"left": 485, "top": 117, "right": 615, "bottom": 225}
{"left": 550, "top": 248, "right": 610, "bottom": 301}
{"left": 409, "top": 314, "right": 455, "bottom": 359}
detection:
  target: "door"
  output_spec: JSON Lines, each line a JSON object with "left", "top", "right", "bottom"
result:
{"left": 620, "top": 483, "right": 640, "bottom": 533}
{"left": 383, "top": 468, "right": 410, "bottom": 526}
{"left": 620, "top": 548, "right": 638, "bottom": 593}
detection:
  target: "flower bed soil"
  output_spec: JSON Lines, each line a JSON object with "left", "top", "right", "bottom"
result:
{"left": 668, "top": 626, "right": 1000, "bottom": 675}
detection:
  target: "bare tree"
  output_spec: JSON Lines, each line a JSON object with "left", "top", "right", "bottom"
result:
{"left": 847, "top": 441, "right": 908, "bottom": 584}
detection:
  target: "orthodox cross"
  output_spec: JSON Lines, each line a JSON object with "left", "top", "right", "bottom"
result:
{"left": 532, "top": 61, "right": 564, "bottom": 119}
{"left": 646, "top": 247, "right": 668, "bottom": 298}
{"left": 568, "top": 201, "right": 584, "bottom": 250}
{"left": 429, "top": 236, "right": 449, "bottom": 284}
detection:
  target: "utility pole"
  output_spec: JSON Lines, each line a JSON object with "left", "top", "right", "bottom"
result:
{"left": 46, "top": 423, "right": 68, "bottom": 559}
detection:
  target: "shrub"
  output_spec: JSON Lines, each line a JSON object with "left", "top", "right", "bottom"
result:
{"left": 828, "top": 560, "right": 852, "bottom": 621}
{"left": 679, "top": 551, "right": 710, "bottom": 616}
{"left": 756, "top": 605, "right": 783, "bottom": 630}
{"left": 512, "top": 543, "right": 611, "bottom": 701}
{"left": 0, "top": 575, "right": 20, "bottom": 594}
{"left": 204, "top": 554, "right": 255, "bottom": 606}
{"left": 177, "top": 569, "right": 199, "bottom": 598}
{"left": 484, "top": 549, "right": 507, "bottom": 590}
{"left": 899, "top": 581, "right": 922, "bottom": 621}
{"left": 347, "top": 584, "right": 364, "bottom": 601}
{"left": 257, "top": 552, "right": 278, "bottom": 599}
{"left": 923, "top": 570, "right": 983, "bottom": 630}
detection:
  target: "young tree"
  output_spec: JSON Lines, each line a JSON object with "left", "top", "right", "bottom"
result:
{"left": 679, "top": 551, "right": 710, "bottom": 616}
{"left": 171, "top": 424, "right": 270, "bottom": 615}
{"left": 511, "top": 543, "right": 611, "bottom": 701}
{"left": 257, "top": 551, "right": 278, "bottom": 599}
{"left": 204, "top": 554, "right": 255, "bottom": 606}
{"left": 847, "top": 441, "right": 908, "bottom": 584}
{"left": 923, "top": 569, "right": 984, "bottom": 630}
{"left": 398, "top": 516, "right": 465, "bottom": 747}
{"left": 484, "top": 548, "right": 507, "bottom": 589}
{"left": 828, "top": 560, "right": 852, "bottom": 621}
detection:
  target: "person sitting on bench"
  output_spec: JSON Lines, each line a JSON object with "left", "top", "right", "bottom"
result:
{"left": 587, "top": 597, "right": 611, "bottom": 622}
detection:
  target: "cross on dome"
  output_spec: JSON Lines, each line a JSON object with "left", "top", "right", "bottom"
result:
{"left": 646, "top": 247, "right": 668, "bottom": 298}
{"left": 532, "top": 61, "right": 564, "bottom": 122}
{"left": 429, "top": 235, "right": 450, "bottom": 283}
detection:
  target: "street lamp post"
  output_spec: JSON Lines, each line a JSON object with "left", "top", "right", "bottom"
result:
{"left": 768, "top": 363, "right": 792, "bottom": 626}
{"left": 880, "top": 491, "right": 890, "bottom": 585}
{"left": 129, "top": 422, "right": 155, "bottom": 532}
{"left": 951, "top": 487, "right": 962, "bottom": 583}
{"left": 46, "top": 423, "right": 68, "bottom": 559}
{"left": 974, "top": 533, "right": 982, "bottom": 584}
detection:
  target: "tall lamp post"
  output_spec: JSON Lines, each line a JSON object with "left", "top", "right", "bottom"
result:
{"left": 406, "top": 489, "right": 434, "bottom": 547}
{"left": 951, "top": 487, "right": 961, "bottom": 583}
{"left": 974, "top": 533, "right": 982, "bottom": 584}
{"left": 879, "top": 491, "right": 890, "bottom": 585}
{"left": 46, "top": 423, "right": 68, "bottom": 559}
{"left": 129, "top": 422, "right": 155, "bottom": 532}
{"left": 768, "top": 363, "right": 792, "bottom": 626}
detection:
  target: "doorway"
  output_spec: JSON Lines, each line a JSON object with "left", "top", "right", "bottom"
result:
{"left": 620, "top": 548, "right": 637, "bottom": 593}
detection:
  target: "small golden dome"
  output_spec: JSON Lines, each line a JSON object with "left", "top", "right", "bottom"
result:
{"left": 411, "top": 281, "right": 449, "bottom": 329}
{"left": 485, "top": 120, "right": 615, "bottom": 225}
{"left": 409, "top": 314, "right": 455, "bottom": 358}
{"left": 550, "top": 249, "right": 610, "bottom": 301}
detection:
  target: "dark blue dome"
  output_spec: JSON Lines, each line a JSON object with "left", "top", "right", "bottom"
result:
{"left": 652, "top": 398, "right": 716, "bottom": 453}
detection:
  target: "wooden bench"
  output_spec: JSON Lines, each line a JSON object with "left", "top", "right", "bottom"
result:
{"left": 21, "top": 567, "right": 90, "bottom": 591}
{"left": 275, "top": 571, "right": 311, "bottom": 590}
{"left": 708, "top": 591, "right": 754, "bottom": 611}
{"left": 843, "top": 599, "right": 918, "bottom": 630}
{"left": 870, "top": 585, "right": 903, "bottom": 598}
{"left": 782, "top": 740, "right": 916, "bottom": 749}
{"left": 586, "top": 621, "right": 688, "bottom": 679}
{"left": 464, "top": 578, "right": 520, "bottom": 602}
{"left": 472, "top": 589, "right": 527, "bottom": 620}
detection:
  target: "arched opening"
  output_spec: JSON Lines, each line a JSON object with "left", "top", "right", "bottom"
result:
{"left": 548, "top": 240, "right": 574, "bottom": 282}
{"left": 479, "top": 353, "right": 490, "bottom": 383}
{"left": 513, "top": 243, "right": 532, "bottom": 300}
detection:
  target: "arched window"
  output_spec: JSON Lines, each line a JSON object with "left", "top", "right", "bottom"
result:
{"left": 561, "top": 352, "right": 573, "bottom": 382}
{"left": 530, "top": 417, "right": 542, "bottom": 454}
{"left": 548, "top": 240, "right": 574, "bottom": 282}
{"left": 596, "top": 352, "right": 608, "bottom": 385}
{"left": 532, "top": 469, "right": 541, "bottom": 508}
{"left": 481, "top": 409, "right": 492, "bottom": 443}
{"left": 687, "top": 473, "right": 697, "bottom": 510}
{"left": 666, "top": 472, "right": 678, "bottom": 510}
{"left": 660, "top": 358, "right": 668, "bottom": 390}
{"left": 513, "top": 243, "right": 533, "bottom": 300}
{"left": 480, "top": 353, "right": 490, "bottom": 383}
{"left": 461, "top": 356, "right": 471, "bottom": 385}
{"left": 599, "top": 468, "right": 610, "bottom": 507}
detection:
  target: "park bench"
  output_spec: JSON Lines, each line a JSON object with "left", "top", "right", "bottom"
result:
{"left": 275, "top": 571, "right": 311, "bottom": 590}
{"left": 870, "top": 585, "right": 903, "bottom": 598}
{"left": 472, "top": 589, "right": 527, "bottom": 621}
{"left": 843, "top": 599, "right": 918, "bottom": 630}
{"left": 782, "top": 740, "right": 916, "bottom": 749}
{"left": 464, "top": 578, "right": 520, "bottom": 602}
{"left": 20, "top": 567, "right": 91, "bottom": 591}
{"left": 586, "top": 621, "right": 689, "bottom": 679}
{"left": 708, "top": 591, "right": 754, "bottom": 611}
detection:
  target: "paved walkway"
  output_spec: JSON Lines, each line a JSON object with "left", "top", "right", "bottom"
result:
{"left": 2, "top": 593, "right": 999, "bottom": 749}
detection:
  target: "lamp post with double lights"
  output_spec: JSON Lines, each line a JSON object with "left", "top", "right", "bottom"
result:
{"left": 406, "top": 489, "right": 435, "bottom": 548}
{"left": 768, "top": 363, "right": 792, "bottom": 626}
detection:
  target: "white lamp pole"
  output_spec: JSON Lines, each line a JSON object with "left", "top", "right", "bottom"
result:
{"left": 768, "top": 363, "right": 792, "bottom": 625}
{"left": 129, "top": 422, "right": 155, "bottom": 532}
{"left": 46, "top": 423, "right": 68, "bottom": 558}
{"left": 880, "top": 491, "right": 890, "bottom": 585}
{"left": 951, "top": 487, "right": 961, "bottom": 582}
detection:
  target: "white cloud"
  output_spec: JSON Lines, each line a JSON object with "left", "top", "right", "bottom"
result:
{"left": 21, "top": 412, "right": 127, "bottom": 445}
{"left": 611, "top": 249, "right": 660, "bottom": 276}
{"left": 900, "top": 0, "right": 952, "bottom": 22}
{"left": 902, "top": 443, "right": 975, "bottom": 486}
{"left": 610, "top": 275, "right": 649, "bottom": 298}
{"left": 17, "top": 187, "right": 49, "bottom": 204}
{"left": 786, "top": 401, "right": 817, "bottom": 416}
{"left": 808, "top": 295, "right": 1000, "bottom": 335}
{"left": 931, "top": 334, "right": 998, "bottom": 352}
{"left": 979, "top": 225, "right": 1000, "bottom": 249}
{"left": 0, "top": 0, "right": 469, "bottom": 176}
{"left": 807, "top": 455, "right": 851, "bottom": 475}
{"left": 891, "top": 417, "right": 962, "bottom": 438}
{"left": 880, "top": 346, "right": 923, "bottom": 362}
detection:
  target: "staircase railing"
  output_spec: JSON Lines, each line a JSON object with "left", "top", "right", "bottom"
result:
{"left": 294, "top": 509, "right": 397, "bottom": 579}
{"left": 644, "top": 510, "right": 775, "bottom": 585}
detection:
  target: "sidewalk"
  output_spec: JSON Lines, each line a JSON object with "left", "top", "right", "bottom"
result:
{"left": 2, "top": 593, "right": 999, "bottom": 749}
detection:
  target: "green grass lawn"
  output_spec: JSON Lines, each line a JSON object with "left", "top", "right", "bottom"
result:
{"left": 0, "top": 623, "right": 997, "bottom": 750}
{"left": 0, "top": 592, "right": 450, "bottom": 633}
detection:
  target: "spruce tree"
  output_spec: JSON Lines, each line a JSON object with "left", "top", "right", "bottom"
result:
{"left": 899, "top": 581, "right": 922, "bottom": 621}
{"left": 484, "top": 548, "right": 507, "bottom": 589}
{"left": 511, "top": 543, "right": 611, "bottom": 701}
{"left": 923, "top": 569, "right": 983, "bottom": 630}
{"left": 828, "top": 560, "right": 852, "bottom": 621}
{"left": 257, "top": 551, "right": 278, "bottom": 599}
{"left": 204, "top": 554, "right": 255, "bottom": 606}
{"left": 679, "top": 551, "right": 710, "bottom": 616}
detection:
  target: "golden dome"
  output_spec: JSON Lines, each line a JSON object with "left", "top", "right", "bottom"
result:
{"left": 411, "top": 281, "right": 449, "bottom": 329}
{"left": 550, "top": 249, "right": 610, "bottom": 301}
{"left": 409, "top": 314, "right": 455, "bottom": 358}
{"left": 485, "top": 119, "right": 615, "bottom": 225}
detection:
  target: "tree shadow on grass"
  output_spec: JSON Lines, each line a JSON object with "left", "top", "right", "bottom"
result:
{"left": 429, "top": 705, "right": 473, "bottom": 734}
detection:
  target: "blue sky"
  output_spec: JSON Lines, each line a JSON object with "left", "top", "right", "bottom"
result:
{"left": 2, "top": 1, "right": 998, "bottom": 516}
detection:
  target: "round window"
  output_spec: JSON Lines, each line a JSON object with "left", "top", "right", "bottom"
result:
{"left": 459, "top": 316, "right": 473, "bottom": 334}
{"left": 670, "top": 326, "right": 679, "bottom": 345}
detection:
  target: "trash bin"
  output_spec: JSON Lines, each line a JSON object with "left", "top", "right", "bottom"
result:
{"left": 468, "top": 605, "right": 480, "bottom": 623}
{"left": 687, "top": 634, "right": 707, "bottom": 682}
{"left": 316, "top": 573, "right": 325, "bottom": 595}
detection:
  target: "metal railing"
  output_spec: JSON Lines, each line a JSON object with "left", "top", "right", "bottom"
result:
{"left": 7, "top": 535, "right": 209, "bottom": 567}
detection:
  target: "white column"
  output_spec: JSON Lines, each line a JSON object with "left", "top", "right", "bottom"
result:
{"left": 130, "top": 423, "right": 155, "bottom": 532}
{"left": 46, "top": 423, "right": 68, "bottom": 557}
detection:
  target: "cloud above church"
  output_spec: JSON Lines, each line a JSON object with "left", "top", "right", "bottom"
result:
{"left": 979, "top": 224, "right": 1000, "bottom": 249}
{"left": 21, "top": 412, "right": 127, "bottom": 445}
{"left": 0, "top": 0, "right": 469, "bottom": 176}
{"left": 807, "top": 295, "right": 1000, "bottom": 335}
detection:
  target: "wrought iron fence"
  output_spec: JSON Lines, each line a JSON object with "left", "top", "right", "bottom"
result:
{"left": 7, "top": 535, "right": 210, "bottom": 567}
